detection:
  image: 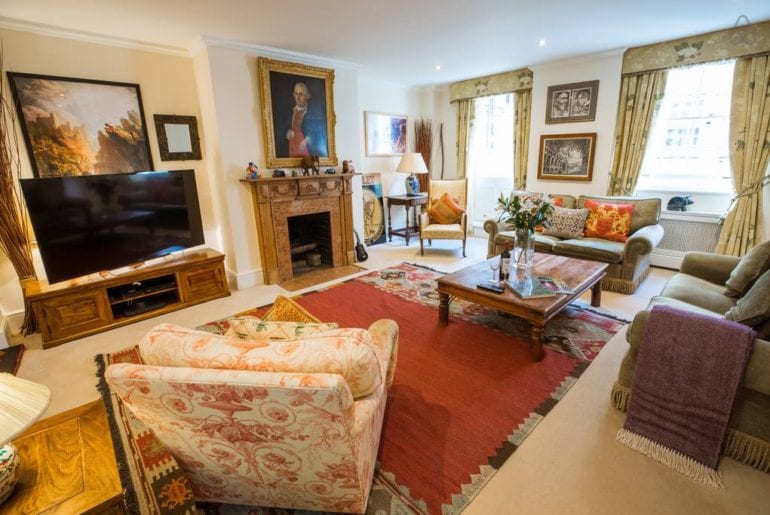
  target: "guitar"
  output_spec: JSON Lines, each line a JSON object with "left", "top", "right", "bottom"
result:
{"left": 354, "top": 230, "right": 368, "bottom": 262}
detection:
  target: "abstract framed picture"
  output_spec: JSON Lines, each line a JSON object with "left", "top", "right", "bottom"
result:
{"left": 364, "top": 111, "right": 407, "bottom": 157}
{"left": 7, "top": 72, "right": 153, "bottom": 177}
{"left": 153, "top": 114, "right": 201, "bottom": 161}
{"left": 545, "top": 80, "right": 599, "bottom": 124}
{"left": 257, "top": 57, "right": 337, "bottom": 169}
{"left": 537, "top": 133, "right": 596, "bottom": 181}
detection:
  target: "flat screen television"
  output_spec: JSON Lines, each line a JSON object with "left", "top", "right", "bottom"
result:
{"left": 20, "top": 170, "right": 204, "bottom": 284}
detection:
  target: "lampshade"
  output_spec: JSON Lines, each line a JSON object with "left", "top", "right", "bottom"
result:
{"left": 396, "top": 153, "right": 428, "bottom": 196}
{"left": 0, "top": 373, "right": 51, "bottom": 445}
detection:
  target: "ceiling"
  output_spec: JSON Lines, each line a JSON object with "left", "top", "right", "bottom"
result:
{"left": 3, "top": 0, "right": 770, "bottom": 86}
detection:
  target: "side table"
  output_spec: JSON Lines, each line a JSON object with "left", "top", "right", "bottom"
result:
{"left": 385, "top": 194, "right": 428, "bottom": 245}
{"left": 1, "top": 400, "right": 125, "bottom": 514}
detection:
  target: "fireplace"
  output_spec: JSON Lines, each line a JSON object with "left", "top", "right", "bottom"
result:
{"left": 244, "top": 175, "right": 356, "bottom": 284}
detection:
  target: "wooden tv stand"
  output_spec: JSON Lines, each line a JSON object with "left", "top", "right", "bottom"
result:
{"left": 24, "top": 249, "right": 230, "bottom": 349}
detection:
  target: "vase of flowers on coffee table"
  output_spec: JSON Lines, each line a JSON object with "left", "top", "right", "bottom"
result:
{"left": 496, "top": 193, "right": 555, "bottom": 271}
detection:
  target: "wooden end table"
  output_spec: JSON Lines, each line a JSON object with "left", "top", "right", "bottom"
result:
{"left": 436, "top": 253, "right": 607, "bottom": 361}
{"left": 385, "top": 194, "right": 428, "bottom": 245}
{"left": 2, "top": 400, "right": 125, "bottom": 514}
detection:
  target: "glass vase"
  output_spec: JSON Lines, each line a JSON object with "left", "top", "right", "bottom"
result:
{"left": 513, "top": 227, "right": 535, "bottom": 271}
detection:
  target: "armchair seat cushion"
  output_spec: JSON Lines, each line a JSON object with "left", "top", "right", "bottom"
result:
{"left": 551, "top": 238, "right": 625, "bottom": 263}
{"left": 422, "top": 222, "right": 464, "bottom": 239}
{"left": 139, "top": 323, "right": 383, "bottom": 399}
{"left": 660, "top": 273, "right": 737, "bottom": 314}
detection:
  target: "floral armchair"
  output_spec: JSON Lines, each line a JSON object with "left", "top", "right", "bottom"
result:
{"left": 105, "top": 318, "right": 399, "bottom": 514}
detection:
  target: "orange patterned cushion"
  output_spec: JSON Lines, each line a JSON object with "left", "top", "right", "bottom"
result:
{"left": 427, "top": 192, "right": 464, "bottom": 224}
{"left": 262, "top": 295, "right": 320, "bottom": 322}
{"left": 583, "top": 199, "right": 635, "bottom": 242}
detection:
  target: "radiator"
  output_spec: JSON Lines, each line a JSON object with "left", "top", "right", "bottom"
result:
{"left": 652, "top": 213, "right": 721, "bottom": 269}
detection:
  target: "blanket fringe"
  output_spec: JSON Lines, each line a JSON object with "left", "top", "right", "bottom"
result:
{"left": 616, "top": 428, "right": 724, "bottom": 488}
{"left": 724, "top": 429, "right": 770, "bottom": 473}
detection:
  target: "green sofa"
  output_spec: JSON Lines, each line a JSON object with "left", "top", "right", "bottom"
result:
{"left": 483, "top": 194, "right": 664, "bottom": 294}
{"left": 612, "top": 250, "right": 770, "bottom": 472}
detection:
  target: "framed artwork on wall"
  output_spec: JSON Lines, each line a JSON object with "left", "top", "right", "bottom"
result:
{"left": 7, "top": 72, "right": 153, "bottom": 177}
{"left": 537, "top": 133, "right": 596, "bottom": 181}
{"left": 257, "top": 57, "right": 338, "bottom": 169}
{"left": 364, "top": 111, "right": 407, "bottom": 157}
{"left": 362, "top": 173, "right": 386, "bottom": 245}
{"left": 153, "top": 114, "right": 201, "bottom": 161}
{"left": 545, "top": 80, "right": 599, "bottom": 124}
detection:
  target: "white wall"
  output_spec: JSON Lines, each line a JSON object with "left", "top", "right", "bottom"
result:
{"left": 527, "top": 50, "right": 624, "bottom": 196}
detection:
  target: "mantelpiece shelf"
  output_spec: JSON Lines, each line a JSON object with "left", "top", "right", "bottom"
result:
{"left": 23, "top": 249, "right": 230, "bottom": 348}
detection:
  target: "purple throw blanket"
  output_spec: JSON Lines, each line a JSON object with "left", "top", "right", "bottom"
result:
{"left": 619, "top": 304, "right": 754, "bottom": 485}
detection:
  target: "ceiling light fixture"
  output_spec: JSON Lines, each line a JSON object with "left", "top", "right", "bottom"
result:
{"left": 538, "top": 38, "right": 547, "bottom": 47}
{"left": 435, "top": 64, "right": 441, "bottom": 71}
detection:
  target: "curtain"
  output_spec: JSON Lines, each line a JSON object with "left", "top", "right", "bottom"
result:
{"left": 513, "top": 89, "right": 531, "bottom": 190}
{"left": 455, "top": 99, "right": 472, "bottom": 179}
{"left": 716, "top": 55, "right": 770, "bottom": 256}
{"left": 606, "top": 70, "right": 667, "bottom": 196}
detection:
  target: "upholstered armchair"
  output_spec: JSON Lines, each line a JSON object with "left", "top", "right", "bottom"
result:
{"left": 418, "top": 178, "right": 468, "bottom": 257}
{"left": 105, "top": 318, "right": 399, "bottom": 514}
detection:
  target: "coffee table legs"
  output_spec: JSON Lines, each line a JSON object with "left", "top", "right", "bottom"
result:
{"left": 530, "top": 323, "right": 545, "bottom": 362}
{"left": 438, "top": 292, "right": 450, "bottom": 325}
{"left": 591, "top": 281, "right": 602, "bottom": 307}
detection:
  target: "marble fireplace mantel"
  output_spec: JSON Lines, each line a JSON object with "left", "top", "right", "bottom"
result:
{"left": 242, "top": 174, "right": 357, "bottom": 285}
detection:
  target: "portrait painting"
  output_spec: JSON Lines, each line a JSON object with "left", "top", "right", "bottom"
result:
{"left": 7, "top": 72, "right": 153, "bottom": 177}
{"left": 537, "top": 133, "right": 596, "bottom": 181}
{"left": 545, "top": 80, "right": 599, "bottom": 124}
{"left": 364, "top": 112, "right": 407, "bottom": 157}
{"left": 257, "top": 57, "right": 338, "bottom": 168}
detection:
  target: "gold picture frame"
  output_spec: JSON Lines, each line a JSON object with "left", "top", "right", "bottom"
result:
{"left": 257, "top": 57, "right": 338, "bottom": 168}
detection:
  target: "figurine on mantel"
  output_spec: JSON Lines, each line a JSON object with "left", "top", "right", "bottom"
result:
{"left": 272, "top": 169, "right": 286, "bottom": 178}
{"left": 245, "top": 162, "right": 259, "bottom": 180}
{"left": 342, "top": 160, "right": 355, "bottom": 174}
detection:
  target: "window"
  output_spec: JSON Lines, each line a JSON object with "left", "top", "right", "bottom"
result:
{"left": 466, "top": 93, "right": 514, "bottom": 225}
{"left": 636, "top": 61, "right": 735, "bottom": 203}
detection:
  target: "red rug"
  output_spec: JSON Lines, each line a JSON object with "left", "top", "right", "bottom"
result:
{"left": 97, "top": 263, "right": 625, "bottom": 514}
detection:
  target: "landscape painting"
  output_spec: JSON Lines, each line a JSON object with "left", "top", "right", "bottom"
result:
{"left": 8, "top": 72, "right": 153, "bottom": 177}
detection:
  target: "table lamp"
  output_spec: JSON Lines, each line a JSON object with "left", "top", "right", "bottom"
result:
{"left": 0, "top": 373, "right": 51, "bottom": 503}
{"left": 396, "top": 152, "right": 429, "bottom": 196}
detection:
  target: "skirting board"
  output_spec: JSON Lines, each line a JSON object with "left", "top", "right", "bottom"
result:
{"left": 228, "top": 266, "right": 265, "bottom": 290}
{"left": 651, "top": 248, "right": 684, "bottom": 270}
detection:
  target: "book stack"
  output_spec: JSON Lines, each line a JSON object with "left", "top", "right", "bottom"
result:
{"left": 506, "top": 275, "right": 573, "bottom": 299}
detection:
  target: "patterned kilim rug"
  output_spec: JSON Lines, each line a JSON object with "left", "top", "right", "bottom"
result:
{"left": 96, "top": 263, "right": 627, "bottom": 514}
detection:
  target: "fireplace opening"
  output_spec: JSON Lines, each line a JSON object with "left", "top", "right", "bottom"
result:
{"left": 288, "top": 212, "right": 333, "bottom": 276}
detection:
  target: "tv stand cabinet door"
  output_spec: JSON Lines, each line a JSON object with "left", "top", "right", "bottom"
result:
{"left": 178, "top": 260, "right": 227, "bottom": 302}
{"left": 33, "top": 290, "right": 112, "bottom": 343}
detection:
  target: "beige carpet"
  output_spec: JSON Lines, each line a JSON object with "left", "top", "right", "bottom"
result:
{"left": 13, "top": 237, "right": 770, "bottom": 513}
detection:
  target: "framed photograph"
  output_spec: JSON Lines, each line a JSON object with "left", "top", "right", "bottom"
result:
{"left": 364, "top": 111, "right": 407, "bottom": 157}
{"left": 7, "top": 72, "right": 153, "bottom": 177}
{"left": 545, "top": 80, "right": 599, "bottom": 124}
{"left": 257, "top": 57, "right": 337, "bottom": 168}
{"left": 153, "top": 114, "right": 201, "bottom": 161}
{"left": 537, "top": 133, "right": 596, "bottom": 181}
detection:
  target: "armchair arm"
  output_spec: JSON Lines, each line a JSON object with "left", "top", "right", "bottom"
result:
{"left": 625, "top": 224, "right": 664, "bottom": 262}
{"left": 367, "top": 319, "right": 399, "bottom": 388}
{"left": 680, "top": 252, "right": 740, "bottom": 284}
{"left": 419, "top": 211, "right": 430, "bottom": 231}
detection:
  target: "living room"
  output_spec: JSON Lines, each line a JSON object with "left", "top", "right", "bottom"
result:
{"left": 0, "top": 1, "right": 769, "bottom": 513}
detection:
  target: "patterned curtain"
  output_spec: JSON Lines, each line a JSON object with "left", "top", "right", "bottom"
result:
{"left": 606, "top": 70, "right": 667, "bottom": 195}
{"left": 716, "top": 55, "right": 770, "bottom": 256}
{"left": 513, "top": 89, "right": 531, "bottom": 190}
{"left": 455, "top": 99, "right": 472, "bottom": 179}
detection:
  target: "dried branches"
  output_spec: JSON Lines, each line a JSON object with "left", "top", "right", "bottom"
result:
{"left": 0, "top": 52, "right": 38, "bottom": 335}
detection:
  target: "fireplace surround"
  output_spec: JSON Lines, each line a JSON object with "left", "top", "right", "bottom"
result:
{"left": 244, "top": 175, "right": 356, "bottom": 284}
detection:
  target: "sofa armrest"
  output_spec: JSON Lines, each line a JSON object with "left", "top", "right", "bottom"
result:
{"left": 625, "top": 224, "right": 664, "bottom": 260}
{"left": 680, "top": 252, "right": 740, "bottom": 285}
{"left": 483, "top": 218, "right": 505, "bottom": 237}
{"left": 368, "top": 319, "right": 399, "bottom": 389}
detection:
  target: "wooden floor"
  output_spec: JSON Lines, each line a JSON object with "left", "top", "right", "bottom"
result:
{"left": 279, "top": 265, "right": 364, "bottom": 292}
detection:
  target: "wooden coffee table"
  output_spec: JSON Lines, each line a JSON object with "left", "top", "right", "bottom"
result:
{"left": 436, "top": 253, "right": 607, "bottom": 361}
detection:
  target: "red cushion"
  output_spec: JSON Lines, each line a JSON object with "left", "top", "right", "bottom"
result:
{"left": 583, "top": 199, "right": 635, "bottom": 242}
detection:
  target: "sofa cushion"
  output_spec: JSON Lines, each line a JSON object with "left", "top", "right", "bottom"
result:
{"left": 583, "top": 199, "right": 635, "bottom": 242}
{"left": 724, "top": 240, "right": 770, "bottom": 297}
{"left": 263, "top": 295, "right": 320, "bottom": 322}
{"left": 139, "top": 323, "right": 382, "bottom": 399}
{"left": 224, "top": 316, "right": 339, "bottom": 340}
{"left": 725, "top": 270, "right": 770, "bottom": 328}
{"left": 551, "top": 238, "right": 624, "bottom": 263}
{"left": 427, "top": 192, "right": 464, "bottom": 224}
{"left": 660, "top": 273, "right": 737, "bottom": 315}
{"left": 543, "top": 206, "right": 590, "bottom": 239}
{"left": 578, "top": 195, "right": 661, "bottom": 233}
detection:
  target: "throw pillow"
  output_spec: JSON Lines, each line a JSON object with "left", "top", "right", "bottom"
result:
{"left": 535, "top": 197, "right": 563, "bottom": 232}
{"left": 224, "top": 316, "right": 339, "bottom": 341}
{"left": 139, "top": 323, "right": 382, "bottom": 399}
{"left": 583, "top": 199, "right": 635, "bottom": 242}
{"left": 427, "top": 192, "right": 464, "bottom": 224}
{"left": 262, "top": 295, "right": 320, "bottom": 322}
{"left": 724, "top": 240, "right": 770, "bottom": 297}
{"left": 724, "top": 269, "right": 770, "bottom": 329}
{"left": 543, "top": 207, "right": 590, "bottom": 239}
